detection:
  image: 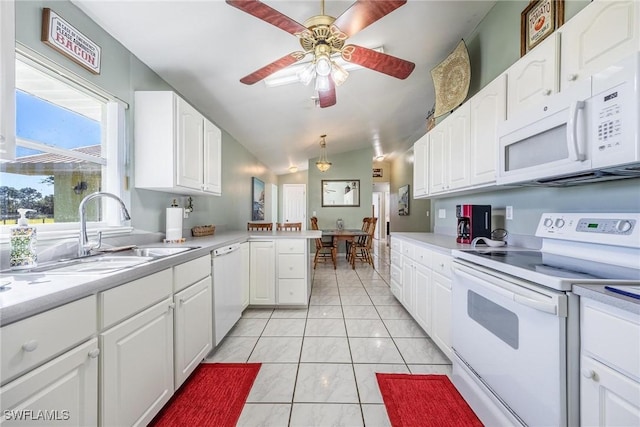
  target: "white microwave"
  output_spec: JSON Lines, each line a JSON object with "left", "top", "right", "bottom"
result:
{"left": 497, "top": 53, "right": 640, "bottom": 186}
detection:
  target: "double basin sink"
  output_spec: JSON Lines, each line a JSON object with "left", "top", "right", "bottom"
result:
{"left": 10, "top": 246, "right": 199, "bottom": 276}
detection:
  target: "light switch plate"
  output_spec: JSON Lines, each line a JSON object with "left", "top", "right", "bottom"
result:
{"left": 438, "top": 209, "right": 446, "bottom": 219}
{"left": 506, "top": 206, "right": 513, "bottom": 220}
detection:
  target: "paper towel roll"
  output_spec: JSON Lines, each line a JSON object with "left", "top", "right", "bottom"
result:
{"left": 166, "top": 208, "right": 183, "bottom": 241}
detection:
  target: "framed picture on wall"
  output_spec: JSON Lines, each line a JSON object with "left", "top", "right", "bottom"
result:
{"left": 398, "top": 185, "right": 409, "bottom": 216}
{"left": 251, "top": 177, "right": 265, "bottom": 220}
{"left": 520, "top": 0, "right": 564, "bottom": 56}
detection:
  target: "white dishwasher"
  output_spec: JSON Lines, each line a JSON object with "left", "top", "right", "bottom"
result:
{"left": 212, "top": 243, "right": 242, "bottom": 346}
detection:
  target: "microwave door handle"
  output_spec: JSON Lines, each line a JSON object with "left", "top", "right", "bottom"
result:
{"left": 567, "top": 100, "right": 586, "bottom": 161}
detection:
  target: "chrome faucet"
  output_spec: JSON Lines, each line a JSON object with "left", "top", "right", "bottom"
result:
{"left": 78, "top": 192, "right": 131, "bottom": 257}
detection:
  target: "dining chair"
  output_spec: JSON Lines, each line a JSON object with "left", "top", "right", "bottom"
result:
{"left": 277, "top": 222, "right": 302, "bottom": 231}
{"left": 310, "top": 217, "right": 336, "bottom": 269}
{"left": 349, "top": 217, "right": 378, "bottom": 267}
{"left": 247, "top": 222, "right": 272, "bottom": 231}
{"left": 346, "top": 217, "right": 370, "bottom": 259}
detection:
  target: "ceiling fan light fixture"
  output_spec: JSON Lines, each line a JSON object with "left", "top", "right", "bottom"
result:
{"left": 315, "top": 54, "right": 332, "bottom": 77}
{"left": 315, "top": 74, "right": 331, "bottom": 92}
{"left": 298, "top": 62, "right": 315, "bottom": 86}
{"left": 331, "top": 61, "right": 349, "bottom": 86}
{"left": 316, "top": 134, "right": 332, "bottom": 173}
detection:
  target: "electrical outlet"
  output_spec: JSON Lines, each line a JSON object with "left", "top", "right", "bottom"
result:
{"left": 426, "top": 211, "right": 430, "bottom": 217}
{"left": 438, "top": 209, "right": 446, "bottom": 219}
{"left": 506, "top": 206, "right": 513, "bottom": 220}
{"left": 313, "top": 211, "right": 316, "bottom": 217}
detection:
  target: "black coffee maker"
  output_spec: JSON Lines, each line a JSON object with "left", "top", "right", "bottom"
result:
{"left": 456, "top": 205, "right": 491, "bottom": 244}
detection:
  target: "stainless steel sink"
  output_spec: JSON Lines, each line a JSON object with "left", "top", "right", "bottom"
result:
{"left": 23, "top": 255, "right": 156, "bottom": 275}
{"left": 131, "top": 247, "right": 195, "bottom": 257}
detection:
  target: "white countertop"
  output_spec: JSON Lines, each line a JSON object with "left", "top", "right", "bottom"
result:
{"left": 0, "top": 230, "right": 320, "bottom": 326}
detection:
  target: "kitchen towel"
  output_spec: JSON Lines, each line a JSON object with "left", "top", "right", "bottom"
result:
{"left": 166, "top": 207, "right": 183, "bottom": 241}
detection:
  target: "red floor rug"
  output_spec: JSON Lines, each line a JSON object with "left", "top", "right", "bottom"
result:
{"left": 376, "top": 373, "right": 483, "bottom": 427}
{"left": 150, "top": 363, "right": 261, "bottom": 427}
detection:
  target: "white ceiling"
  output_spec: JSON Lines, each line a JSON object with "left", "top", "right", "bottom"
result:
{"left": 72, "top": 0, "right": 496, "bottom": 175}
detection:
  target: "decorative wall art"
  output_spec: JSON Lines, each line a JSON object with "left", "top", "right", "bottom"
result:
{"left": 520, "top": 0, "right": 564, "bottom": 56}
{"left": 431, "top": 40, "right": 470, "bottom": 117}
{"left": 373, "top": 168, "right": 383, "bottom": 178}
{"left": 251, "top": 177, "right": 265, "bottom": 221}
{"left": 398, "top": 185, "right": 410, "bottom": 216}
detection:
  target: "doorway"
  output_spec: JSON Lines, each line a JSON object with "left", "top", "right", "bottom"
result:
{"left": 282, "top": 184, "right": 307, "bottom": 230}
{"left": 372, "top": 182, "right": 390, "bottom": 242}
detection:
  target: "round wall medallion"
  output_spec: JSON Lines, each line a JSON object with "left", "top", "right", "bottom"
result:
{"left": 431, "top": 40, "right": 471, "bottom": 118}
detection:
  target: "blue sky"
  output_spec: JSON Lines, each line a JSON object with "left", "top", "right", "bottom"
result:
{"left": 0, "top": 91, "right": 101, "bottom": 196}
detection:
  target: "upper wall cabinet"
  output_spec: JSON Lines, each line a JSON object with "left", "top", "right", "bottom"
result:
{"left": 0, "top": 0, "right": 15, "bottom": 162}
{"left": 413, "top": 133, "right": 429, "bottom": 198}
{"left": 135, "top": 91, "right": 222, "bottom": 196}
{"left": 560, "top": 0, "right": 640, "bottom": 91}
{"left": 506, "top": 33, "right": 559, "bottom": 118}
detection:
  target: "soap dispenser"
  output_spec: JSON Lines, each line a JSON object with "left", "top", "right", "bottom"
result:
{"left": 10, "top": 209, "right": 37, "bottom": 270}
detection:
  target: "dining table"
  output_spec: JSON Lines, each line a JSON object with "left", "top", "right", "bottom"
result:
{"left": 321, "top": 229, "right": 369, "bottom": 269}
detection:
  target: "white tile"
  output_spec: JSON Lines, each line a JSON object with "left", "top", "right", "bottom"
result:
{"left": 339, "top": 287, "right": 368, "bottom": 296}
{"left": 290, "top": 404, "right": 363, "bottom": 427}
{"left": 407, "top": 364, "right": 452, "bottom": 376}
{"left": 342, "top": 305, "right": 380, "bottom": 319}
{"left": 345, "top": 319, "right": 389, "bottom": 338}
{"left": 237, "top": 403, "right": 291, "bottom": 427}
{"left": 247, "top": 363, "right": 298, "bottom": 403}
{"left": 294, "top": 364, "right": 359, "bottom": 403}
{"left": 382, "top": 319, "right": 427, "bottom": 338}
{"left": 307, "top": 305, "right": 343, "bottom": 319}
{"left": 348, "top": 338, "right": 404, "bottom": 364}
{"left": 370, "top": 295, "right": 402, "bottom": 306}
{"left": 241, "top": 308, "right": 274, "bottom": 319}
{"left": 375, "top": 305, "right": 412, "bottom": 320}
{"left": 204, "top": 336, "right": 257, "bottom": 363}
{"left": 312, "top": 286, "right": 340, "bottom": 296}
{"left": 394, "top": 338, "right": 450, "bottom": 364}
{"left": 300, "top": 337, "right": 352, "bottom": 363}
{"left": 353, "top": 364, "right": 409, "bottom": 404}
{"left": 361, "top": 404, "right": 391, "bottom": 427}
{"left": 340, "top": 295, "right": 373, "bottom": 306}
{"left": 309, "top": 295, "right": 342, "bottom": 306}
{"left": 228, "top": 318, "right": 269, "bottom": 337}
{"left": 262, "top": 318, "right": 306, "bottom": 336}
{"left": 305, "top": 318, "right": 346, "bottom": 337}
{"left": 249, "top": 337, "right": 302, "bottom": 363}
{"left": 365, "top": 286, "right": 393, "bottom": 296}
{"left": 271, "top": 308, "right": 308, "bottom": 319}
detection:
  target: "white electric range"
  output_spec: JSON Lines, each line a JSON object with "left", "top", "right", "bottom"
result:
{"left": 450, "top": 213, "right": 640, "bottom": 427}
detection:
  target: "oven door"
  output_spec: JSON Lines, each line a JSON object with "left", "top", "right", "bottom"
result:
{"left": 452, "top": 260, "right": 568, "bottom": 427}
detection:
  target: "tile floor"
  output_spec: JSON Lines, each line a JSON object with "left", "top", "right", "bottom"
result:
{"left": 205, "top": 240, "right": 451, "bottom": 426}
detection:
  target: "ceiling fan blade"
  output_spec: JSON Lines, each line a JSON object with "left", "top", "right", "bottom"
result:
{"left": 318, "top": 79, "right": 337, "bottom": 108}
{"left": 332, "top": 0, "right": 406, "bottom": 38}
{"left": 341, "top": 45, "right": 415, "bottom": 79}
{"left": 226, "top": 0, "right": 308, "bottom": 35}
{"left": 240, "top": 52, "right": 306, "bottom": 85}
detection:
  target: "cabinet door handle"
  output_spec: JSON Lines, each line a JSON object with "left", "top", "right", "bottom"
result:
{"left": 178, "top": 298, "right": 185, "bottom": 305}
{"left": 22, "top": 340, "right": 38, "bottom": 352}
{"left": 542, "top": 89, "right": 552, "bottom": 96}
{"left": 567, "top": 74, "right": 578, "bottom": 81}
{"left": 581, "top": 368, "right": 597, "bottom": 380}
{"left": 168, "top": 302, "right": 176, "bottom": 312}
{"left": 88, "top": 348, "right": 100, "bottom": 359}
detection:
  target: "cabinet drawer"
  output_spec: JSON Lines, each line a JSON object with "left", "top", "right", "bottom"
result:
{"left": 100, "top": 269, "right": 172, "bottom": 329}
{"left": 402, "top": 243, "right": 415, "bottom": 260}
{"left": 414, "top": 246, "right": 432, "bottom": 268}
{"left": 390, "top": 264, "right": 402, "bottom": 285}
{"left": 390, "top": 237, "right": 402, "bottom": 253}
{"left": 582, "top": 299, "right": 640, "bottom": 378}
{"left": 390, "top": 251, "right": 402, "bottom": 268}
{"left": 1, "top": 296, "right": 97, "bottom": 385}
{"left": 278, "top": 239, "right": 305, "bottom": 254}
{"left": 174, "top": 255, "right": 211, "bottom": 292}
{"left": 278, "top": 254, "right": 306, "bottom": 278}
{"left": 278, "top": 279, "right": 307, "bottom": 304}
{"left": 432, "top": 252, "right": 452, "bottom": 278}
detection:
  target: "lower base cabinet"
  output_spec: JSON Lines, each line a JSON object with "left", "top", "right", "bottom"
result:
{"left": 0, "top": 339, "right": 99, "bottom": 426}
{"left": 100, "top": 298, "right": 174, "bottom": 426}
{"left": 249, "top": 241, "right": 275, "bottom": 305}
{"left": 431, "top": 272, "right": 452, "bottom": 360}
{"left": 174, "top": 277, "right": 212, "bottom": 389}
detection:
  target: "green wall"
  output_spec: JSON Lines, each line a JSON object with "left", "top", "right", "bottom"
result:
{"left": 432, "top": 0, "right": 640, "bottom": 237}
{"left": 16, "top": 0, "right": 276, "bottom": 233}
{"left": 390, "top": 149, "right": 431, "bottom": 232}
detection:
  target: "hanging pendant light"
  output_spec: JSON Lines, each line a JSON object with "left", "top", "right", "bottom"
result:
{"left": 316, "top": 135, "right": 332, "bottom": 172}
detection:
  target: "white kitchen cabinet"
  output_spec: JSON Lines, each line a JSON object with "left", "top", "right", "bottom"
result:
{"left": 250, "top": 241, "right": 276, "bottom": 305}
{"left": 580, "top": 297, "right": 640, "bottom": 426}
{"left": 469, "top": 74, "right": 506, "bottom": 186}
{"left": 0, "top": 339, "right": 99, "bottom": 427}
{"left": 401, "top": 257, "right": 416, "bottom": 313}
{"left": 506, "top": 33, "right": 559, "bottom": 119}
{"left": 560, "top": 0, "right": 640, "bottom": 92}
{"left": 428, "top": 122, "right": 448, "bottom": 194}
{"left": 389, "top": 237, "right": 403, "bottom": 300}
{"left": 0, "top": 0, "right": 15, "bottom": 162}
{"left": 173, "top": 276, "right": 212, "bottom": 389}
{"left": 431, "top": 271, "right": 452, "bottom": 361}
{"left": 413, "top": 263, "right": 432, "bottom": 334}
{"left": 100, "top": 298, "right": 174, "bottom": 427}
{"left": 241, "top": 242, "right": 250, "bottom": 310}
{"left": 134, "top": 91, "right": 222, "bottom": 196}
{"left": 412, "top": 133, "right": 429, "bottom": 198}
{"left": 276, "top": 239, "right": 309, "bottom": 305}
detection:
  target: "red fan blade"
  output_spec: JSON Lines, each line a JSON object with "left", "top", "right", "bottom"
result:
{"left": 240, "top": 52, "right": 306, "bottom": 85}
{"left": 318, "top": 79, "right": 337, "bottom": 108}
{"left": 333, "top": 0, "right": 406, "bottom": 38}
{"left": 226, "top": 0, "right": 307, "bottom": 35}
{"left": 341, "top": 45, "right": 415, "bottom": 79}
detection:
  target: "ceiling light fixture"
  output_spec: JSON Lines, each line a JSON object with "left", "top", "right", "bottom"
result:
{"left": 289, "top": 166, "right": 298, "bottom": 173}
{"left": 375, "top": 155, "right": 385, "bottom": 162}
{"left": 264, "top": 47, "right": 384, "bottom": 88}
{"left": 316, "top": 135, "right": 332, "bottom": 173}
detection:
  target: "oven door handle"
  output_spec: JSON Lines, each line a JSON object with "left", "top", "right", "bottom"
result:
{"left": 453, "top": 263, "right": 561, "bottom": 316}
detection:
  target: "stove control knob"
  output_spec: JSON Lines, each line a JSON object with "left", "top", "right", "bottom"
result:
{"left": 615, "top": 220, "right": 632, "bottom": 233}
{"left": 543, "top": 218, "right": 554, "bottom": 228}
{"left": 555, "top": 218, "right": 566, "bottom": 228}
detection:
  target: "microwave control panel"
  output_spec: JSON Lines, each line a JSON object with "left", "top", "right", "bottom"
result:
{"left": 594, "top": 88, "right": 623, "bottom": 152}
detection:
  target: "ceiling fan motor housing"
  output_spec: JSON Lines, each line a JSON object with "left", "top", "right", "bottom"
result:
{"left": 299, "top": 15, "right": 346, "bottom": 55}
